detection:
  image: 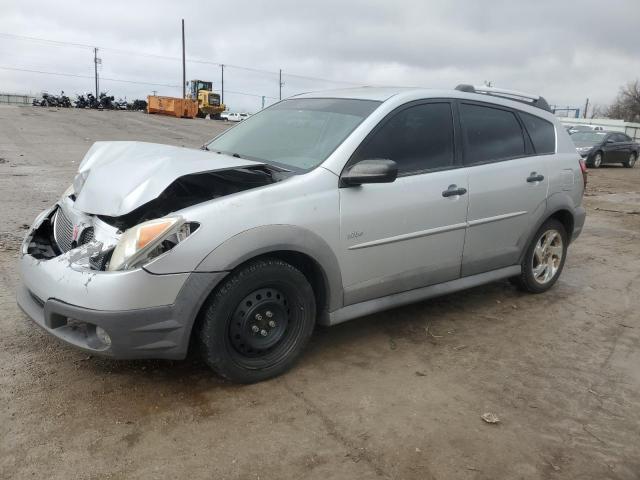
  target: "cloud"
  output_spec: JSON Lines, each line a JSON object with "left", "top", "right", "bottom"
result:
{"left": 1, "top": 0, "right": 638, "bottom": 113}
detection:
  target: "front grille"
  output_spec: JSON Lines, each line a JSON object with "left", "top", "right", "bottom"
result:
{"left": 79, "top": 227, "right": 94, "bottom": 244}
{"left": 53, "top": 208, "right": 74, "bottom": 252}
{"left": 54, "top": 209, "right": 94, "bottom": 253}
{"left": 89, "top": 247, "right": 113, "bottom": 270}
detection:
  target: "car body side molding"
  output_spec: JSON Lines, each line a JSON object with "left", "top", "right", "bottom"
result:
{"left": 328, "top": 265, "right": 521, "bottom": 326}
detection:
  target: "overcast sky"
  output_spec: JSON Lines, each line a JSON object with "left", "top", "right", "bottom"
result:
{"left": 1, "top": 0, "right": 639, "bottom": 114}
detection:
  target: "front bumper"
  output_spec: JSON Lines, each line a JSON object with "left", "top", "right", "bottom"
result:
{"left": 18, "top": 244, "right": 227, "bottom": 359}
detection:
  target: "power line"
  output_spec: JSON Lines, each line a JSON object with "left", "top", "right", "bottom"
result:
{"left": 0, "top": 31, "right": 362, "bottom": 86}
{"left": 0, "top": 65, "right": 278, "bottom": 99}
{"left": 225, "top": 89, "right": 278, "bottom": 100}
{"left": 0, "top": 66, "right": 180, "bottom": 88}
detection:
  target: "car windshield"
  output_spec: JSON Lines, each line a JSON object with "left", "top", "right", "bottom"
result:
{"left": 206, "top": 98, "right": 381, "bottom": 171}
{"left": 571, "top": 131, "right": 607, "bottom": 145}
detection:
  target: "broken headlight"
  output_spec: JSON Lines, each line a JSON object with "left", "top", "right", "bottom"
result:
{"left": 72, "top": 170, "right": 90, "bottom": 196}
{"left": 61, "top": 184, "right": 74, "bottom": 199}
{"left": 107, "top": 216, "right": 197, "bottom": 271}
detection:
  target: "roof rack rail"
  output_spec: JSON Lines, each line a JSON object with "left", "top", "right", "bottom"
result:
{"left": 455, "top": 84, "right": 551, "bottom": 112}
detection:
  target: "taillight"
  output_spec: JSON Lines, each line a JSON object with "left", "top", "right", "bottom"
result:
{"left": 579, "top": 158, "right": 588, "bottom": 190}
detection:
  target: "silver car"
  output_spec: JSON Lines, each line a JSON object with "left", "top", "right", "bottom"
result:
{"left": 18, "top": 85, "right": 586, "bottom": 383}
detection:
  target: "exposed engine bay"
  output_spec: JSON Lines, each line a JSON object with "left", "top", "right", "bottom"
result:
{"left": 25, "top": 166, "right": 277, "bottom": 270}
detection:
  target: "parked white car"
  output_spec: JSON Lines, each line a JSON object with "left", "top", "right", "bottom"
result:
{"left": 225, "top": 112, "right": 250, "bottom": 122}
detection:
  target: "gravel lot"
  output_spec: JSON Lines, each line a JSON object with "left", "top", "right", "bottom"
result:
{"left": 1, "top": 106, "right": 639, "bottom": 480}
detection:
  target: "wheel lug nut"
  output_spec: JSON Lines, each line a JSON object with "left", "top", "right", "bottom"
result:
{"left": 260, "top": 329, "right": 268, "bottom": 337}
{"left": 266, "top": 311, "right": 273, "bottom": 318}
{"left": 251, "top": 325, "right": 259, "bottom": 333}
{"left": 268, "top": 320, "right": 276, "bottom": 328}
{"left": 255, "top": 314, "right": 263, "bottom": 321}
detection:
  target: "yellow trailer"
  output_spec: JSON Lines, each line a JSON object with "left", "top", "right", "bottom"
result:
{"left": 147, "top": 96, "right": 198, "bottom": 119}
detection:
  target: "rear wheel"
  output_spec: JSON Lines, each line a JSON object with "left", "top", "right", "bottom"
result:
{"left": 511, "top": 219, "right": 568, "bottom": 293}
{"left": 591, "top": 151, "right": 603, "bottom": 168}
{"left": 197, "top": 258, "right": 316, "bottom": 383}
{"left": 624, "top": 152, "right": 637, "bottom": 168}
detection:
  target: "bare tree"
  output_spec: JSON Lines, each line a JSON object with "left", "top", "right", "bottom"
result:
{"left": 589, "top": 104, "right": 605, "bottom": 119}
{"left": 606, "top": 80, "right": 640, "bottom": 122}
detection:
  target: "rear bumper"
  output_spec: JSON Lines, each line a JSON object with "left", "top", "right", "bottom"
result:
{"left": 571, "top": 205, "right": 587, "bottom": 242}
{"left": 18, "top": 253, "right": 227, "bottom": 359}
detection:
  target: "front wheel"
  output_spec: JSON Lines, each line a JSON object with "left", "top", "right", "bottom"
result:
{"left": 590, "top": 151, "right": 603, "bottom": 168}
{"left": 624, "top": 152, "right": 637, "bottom": 168}
{"left": 197, "top": 258, "right": 316, "bottom": 383}
{"left": 511, "top": 219, "right": 568, "bottom": 293}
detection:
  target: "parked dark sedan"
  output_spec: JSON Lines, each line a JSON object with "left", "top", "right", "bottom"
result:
{"left": 571, "top": 131, "right": 638, "bottom": 168}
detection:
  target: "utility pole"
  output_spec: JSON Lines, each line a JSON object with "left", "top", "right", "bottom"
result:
{"left": 221, "top": 64, "right": 224, "bottom": 105}
{"left": 261, "top": 96, "right": 265, "bottom": 110}
{"left": 583, "top": 98, "right": 589, "bottom": 119}
{"left": 93, "top": 47, "right": 99, "bottom": 98}
{"left": 152, "top": 90, "right": 157, "bottom": 96}
{"left": 181, "top": 19, "right": 186, "bottom": 99}
{"left": 279, "top": 69, "right": 283, "bottom": 100}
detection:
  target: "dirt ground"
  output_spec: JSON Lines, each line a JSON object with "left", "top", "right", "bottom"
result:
{"left": 1, "top": 105, "right": 639, "bottom": 480}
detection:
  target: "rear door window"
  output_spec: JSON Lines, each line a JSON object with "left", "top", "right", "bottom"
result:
{"left": 519, "top": 112, "right": 555, "bottom": 154}
{"left": 460, "top": 103, "right": 525, "bottom": 165}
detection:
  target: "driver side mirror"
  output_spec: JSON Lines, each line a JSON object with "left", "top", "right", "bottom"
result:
{"left": 341, "top": 159, "right": 398, "bottom": 187}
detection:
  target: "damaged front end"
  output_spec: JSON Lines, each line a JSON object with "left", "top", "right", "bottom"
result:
{"left": 25, "top": 197, "right": 120, "bottom": 270}
{"left": 24, "top": 165, "right": 277, "bottom": 271}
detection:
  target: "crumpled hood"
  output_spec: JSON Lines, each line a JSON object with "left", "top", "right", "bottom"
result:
{"left": 73, "top": 141, "right": 262, "bottom": 217}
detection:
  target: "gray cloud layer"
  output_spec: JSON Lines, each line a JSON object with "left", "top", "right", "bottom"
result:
{"left": 2, "top": 0, "right": 639, "bottom": 113}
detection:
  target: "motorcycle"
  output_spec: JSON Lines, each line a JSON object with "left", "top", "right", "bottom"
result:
{"left": 86, "top": 93, "right": 100, "bottom": 109}
{"left": 130, "top": 99, "right": 148, "bottom": 111}
{"left": 114, "top": 98, "right": 128, "bottom": 110}
{"left": 98, "top": 92, "right": 115, "bottom": 110}
{"left": 57, "top": 91, "right": 72, "bottom": 108}
{"left": 74, "top": 94, "right": 89, "bottom": 108}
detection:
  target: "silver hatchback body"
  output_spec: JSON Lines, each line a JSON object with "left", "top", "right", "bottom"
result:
{"left": 18, "top": 85, "right": 586, "bottom": 382}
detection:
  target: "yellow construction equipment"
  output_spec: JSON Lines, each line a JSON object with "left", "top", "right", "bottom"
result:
{"left": 188, "top": 80, "right": 225, "bottom": 119}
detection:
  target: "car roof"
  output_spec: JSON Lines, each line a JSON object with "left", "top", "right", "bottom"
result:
{"left": 291, "top": 86, "right": 555, "bottom": 118}
{"left": 293, "top": 87, "right": 425, "bottom": 101}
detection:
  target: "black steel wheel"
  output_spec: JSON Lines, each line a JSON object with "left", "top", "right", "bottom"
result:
{"left": 197, "top": 258, "right": 316, "bottom": 383}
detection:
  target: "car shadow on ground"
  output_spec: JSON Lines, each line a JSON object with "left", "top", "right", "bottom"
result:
{"left": 55, "top": 279, "right": 522, "bottom": 393}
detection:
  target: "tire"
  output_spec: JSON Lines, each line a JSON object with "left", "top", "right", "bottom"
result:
{"left": 197, "top": 258, "right": 316, "bottom": 383}
{"left": 624, "top": 152, "right": 637, "bottom": 168}
{"left": 590, "top": 151, "right": 603, "bottom": 168}
{"left": 511, "top": 219, "right": 568, "bottom": 294}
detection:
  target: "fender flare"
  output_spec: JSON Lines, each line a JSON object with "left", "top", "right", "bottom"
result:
{"left": 518, "top": 193, "right": 579, "bottom": 264}
{"left": 196, "top": 224, "right": 344, "bottom": 312}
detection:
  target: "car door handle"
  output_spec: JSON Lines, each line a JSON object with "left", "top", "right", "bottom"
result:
{"left": 527, "top": 173, "right": 544, "bottom": 183}
{"left": 442, "top": 185, "right": 467, "bottom": 197}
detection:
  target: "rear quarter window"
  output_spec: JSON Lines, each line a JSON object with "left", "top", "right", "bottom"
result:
{"left": 519, "top": 112, "right": 555, "bottom": 154}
